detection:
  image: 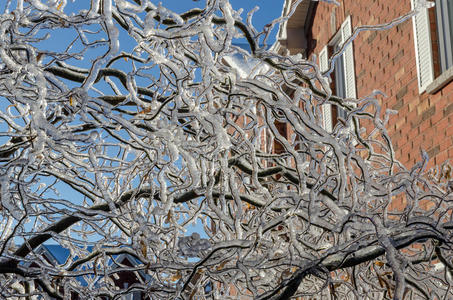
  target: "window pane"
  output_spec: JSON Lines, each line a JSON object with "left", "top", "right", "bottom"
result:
{"left": 334, "top": 45, "right": 347, "bottom": 99}
{"left": 337, "top": 106, "right": 348, "bottom": 120}
{"left": 334, "top": 43, "right": 347, "bottom": 120}
{"left": 436, "top": 0, "right": 453, "bottom": 71}
{"left": 448, "top": 0, "right": 453, "bottom": 67}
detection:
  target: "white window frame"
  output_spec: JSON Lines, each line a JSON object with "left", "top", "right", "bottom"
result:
{"left": 319, "top": 16, "right": 356, "bottom": 133}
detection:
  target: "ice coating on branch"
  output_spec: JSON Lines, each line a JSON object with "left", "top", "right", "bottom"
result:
{"left": 1, "top": 176, "right": 22, "bottom": 220}
{"left": 0, "top": 0, "right": 451, "bottom": 299}
{"left": 144, "top": 10, "right": 156, "bottom": 35}
{"left": 115, "top": 0, "right": 147, "bottom": 13}
{"left": 178, "top": 233, "right": 211, "bottom": 257}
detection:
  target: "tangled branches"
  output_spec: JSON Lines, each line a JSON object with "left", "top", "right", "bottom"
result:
{"left": 0, "top": 0, "right": 451, "bottom": 299}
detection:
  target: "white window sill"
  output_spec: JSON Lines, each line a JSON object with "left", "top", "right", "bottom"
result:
{"left": 426, "top": 66, "right": 453, "bottom": 94}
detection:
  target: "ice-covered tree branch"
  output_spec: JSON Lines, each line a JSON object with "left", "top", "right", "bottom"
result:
{"left": 0, "top": 0, "right": 451, "bottom": 299}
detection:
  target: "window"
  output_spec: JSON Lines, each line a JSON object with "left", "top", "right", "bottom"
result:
{"left": 435, "top": 0, "right": 453, "bottom": 72}
{"left": 412, "top": 0, "right": 453, "bottom": 93}
{"left": 319, "top": 16, "right": 356, "bottom": 132}
{"left": 332, "top": 35, "right": 349, "bottom": 122}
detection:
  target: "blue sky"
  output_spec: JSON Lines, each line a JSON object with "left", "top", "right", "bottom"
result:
{"left": 165, "top": 0, "right": 285, "bottom": 44}
{"left": 17, "top": 0, "right": 286, "bottom": 70}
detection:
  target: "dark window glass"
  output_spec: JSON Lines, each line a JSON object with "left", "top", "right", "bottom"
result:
{"left": 436, "top": 0, "right": 453, "bottom": 72}
{"left": 334, "top": 43, "right": 347, "bottom": 120}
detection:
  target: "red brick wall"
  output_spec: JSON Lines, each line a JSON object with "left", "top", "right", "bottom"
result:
{"left": 309, "top": 0, "right": 452, "bottom": 168}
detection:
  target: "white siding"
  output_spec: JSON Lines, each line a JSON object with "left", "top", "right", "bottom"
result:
{"left": 411, "top": 0, "right": 434, "bottom": 93}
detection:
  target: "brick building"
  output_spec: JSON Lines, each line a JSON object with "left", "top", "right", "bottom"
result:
{"left": 277, "top": 0, "right": 452, "bottom": 168}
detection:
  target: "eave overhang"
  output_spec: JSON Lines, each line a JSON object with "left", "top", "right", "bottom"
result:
{"left": 276, "top": 0, "right": 316, "bottom": 56}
